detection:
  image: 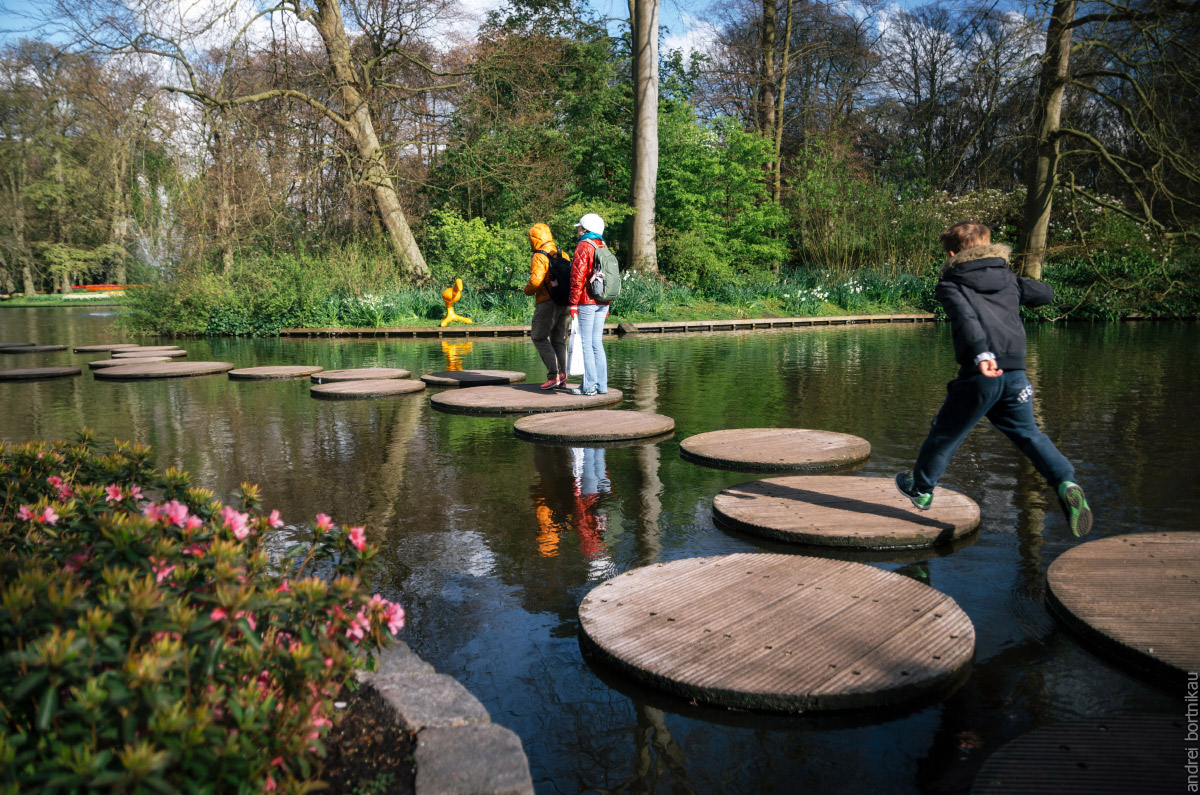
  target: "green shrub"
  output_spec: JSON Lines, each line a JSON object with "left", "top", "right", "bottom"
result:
{"left": 422, "top": 209, "right": 528, "bottom": 290}
{"left": 0, "top": 433, "right": 404, "bottom": 793}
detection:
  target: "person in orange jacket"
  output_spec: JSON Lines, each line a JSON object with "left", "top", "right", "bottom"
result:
{"left": 524, "top": 223, "right": 572, "bottom": 390}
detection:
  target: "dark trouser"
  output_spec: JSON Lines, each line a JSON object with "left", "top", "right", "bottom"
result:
{"left": 912, "top": 370, "right": 1075, "bottom": 493}
{"left": 531, "top": 300, "right": 570, "bottom": 378}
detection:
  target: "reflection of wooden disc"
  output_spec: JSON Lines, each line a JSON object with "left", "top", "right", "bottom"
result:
{"left": 0, "top": 344, "right": 67, "bottom": 354}
{"left": 310, "top": 379, "right": 426, "bottom": 399}
{"left": 681, "top": 428, "right": 870, "bottom": 471}
{"left": 431, "top": 384, "right": 622, "bottom": 414}
{"left": 420, "top": 370, "right": 526, "bottom": 387}
{"left": 971, "top": 716, "right": 1183, "bottom": 794}
{"left": 229, "top": 366, "right": 325, "bottom": 380}
{"left": 0, "top": 342, "right": 35, "bottom": 349}
{"left": 89, "top": 357, "right": 173, "bottom": 369}
{"left": 113, "top": 349, "right": 187, "bottom": 359}
{"left": 579, "top": 553, "right": 974, "bottom": 712}
{"left": 72, "top": 343, "right": 139, "bottom": 353}
{"left": 311, "top": 368, "right": 410, "bottom": 383}
{"left": 0, "top": 367, "right": 82, "bottom": 380}
{"left": 713, "top": 475, "right": 980, "bottom": 549}
{"left": 514, "top": 410, "right": 674, "bottom": 443}
{"left": 1047, "top": 532, "right": 1200, "bottom": 682}
{"left": 93, "top": 362, "right": 235, "bottom": 379}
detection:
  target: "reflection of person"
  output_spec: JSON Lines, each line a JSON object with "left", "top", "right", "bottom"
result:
{"left": 895, "top": 221, "right": 1093, "bottom": 537}
{"left": 567, "top": 213, "right": 610, "bottom": 396}
{"left": 571, "top": 447, "right": 610, "bottom": 560}
{"left": 529, "top": 446, "right": 610, "bottom": 561}
{"left": 524, "top": 223, "right": 571, "bottom": 390}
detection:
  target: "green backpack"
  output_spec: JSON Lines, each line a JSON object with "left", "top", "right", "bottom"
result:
{"left": 586, "top": 241, "right": 622, "bottom": 303}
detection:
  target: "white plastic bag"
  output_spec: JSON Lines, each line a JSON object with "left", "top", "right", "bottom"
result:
{"left": 567, "top": 316, "right": 585, "bottom": 376}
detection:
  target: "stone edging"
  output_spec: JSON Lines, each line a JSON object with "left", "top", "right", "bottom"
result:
{"left": 357, "top": 641, "right": 534, "bottom": 794}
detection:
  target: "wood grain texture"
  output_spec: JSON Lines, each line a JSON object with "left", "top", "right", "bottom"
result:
{"left": 513, "top": 410, "right": 674, "bottom": 442}
{"left": 310, "top": 379, "right": 426, "bottom": 399}
{"left": 681, "top": 428, "right": 871, "bottom": 471}
{"left": 93, "top": 361, "right": 235, "bottom": 379}
{"left": 311, "top": 368, "right": 411, "bottom": 383}
{"left": 431, "top": 384, "right": 623, "bottom": 415}
{"left": 420, "top": 369, "right": 526, "bottom": 387}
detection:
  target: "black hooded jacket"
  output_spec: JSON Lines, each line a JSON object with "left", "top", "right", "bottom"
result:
{"left": 936, "top": 244, "right": 1054, "bottom": 377}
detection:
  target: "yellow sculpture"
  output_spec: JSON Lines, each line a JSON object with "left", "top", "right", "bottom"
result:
{"left": 440, "top": 278, "right": 473, "bottom": 327}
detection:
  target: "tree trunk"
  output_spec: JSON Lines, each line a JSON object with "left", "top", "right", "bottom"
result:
{"left": 1018, "top": 0, "right": 1077, "bottom": 279}
{"left": 760, "top": 0, "right": 777, "bottom": 139}
{"left": 110, "top": 149, "right": 129, "bottom": 285}
{"left": 11, "top": 166, "right": 35, "bottom": 296}
{"left": 629, "top": 0, "right": 660, "bottom": 274}
{"left": 772, "top": 0, "right": 794, "bottom": 205}
{"left": 311, "top": 0, "right": 430, "bottom": 281}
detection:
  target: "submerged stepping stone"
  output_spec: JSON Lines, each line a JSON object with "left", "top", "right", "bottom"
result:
{"left": 310, "top": 379, "right": 426, "bottom": 400}
{"left": 229, "top": 365, "right": 325, "bottom": 380}
{"left": 73, "top": 343, "right": 139, "bottom": 353}
{"left": 421, "top": 369, "right": 526, "bottom": 388}
{"left": 681, "top": 428, "right": 871, "bottom": 471}
{"left": 971, "top": 716, "right": 1183, "bottom": 794}
{"left": 113, "top": 349, "right": 187, "bottom": 359}
{"left": 1046, "top": 532, "right": 1200, "bottom": 682}
{"left": 0, "top": 344, "right": 67, "bottom": 354}
{"left": 0, "top": 342, "right": 34, "bottom": 349}
{"left": 0, "top": 366, "right": 82, "bottom": 381}
{"left": 93, "top": 361, "right": 235, "bottom": 380}
{"left": 514, "top": 410, "right": 674, "bottom": 444}
{"left": 311, "top": 368, "right": 410, "bottom": 384}
{"left": 713, "top": 475, "right": 980, "bottom": 550}
{"left": 89, "top": 357, "right": 173, "bottom": 369}
{"left": 430, "top": 384, "right": 622, "bottom": 415}
{"left": 578, "top": 552, "right": 974, "bottom": 712}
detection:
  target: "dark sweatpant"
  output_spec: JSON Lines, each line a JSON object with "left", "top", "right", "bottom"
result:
{"left": 912, "top": 369, "right": 1075, "bottom": 493}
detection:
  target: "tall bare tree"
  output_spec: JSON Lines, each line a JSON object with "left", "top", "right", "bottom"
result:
{"left": 629, "top": 0, "right": 659, "bottom": 273}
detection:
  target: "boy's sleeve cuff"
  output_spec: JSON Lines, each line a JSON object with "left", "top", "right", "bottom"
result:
{"left": 973, "top": 352, "right": 996, "bottom": 365}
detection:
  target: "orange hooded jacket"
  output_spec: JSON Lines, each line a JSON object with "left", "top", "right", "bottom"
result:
{"left": 523, "top": 223, "right": 560, "bottom": 304}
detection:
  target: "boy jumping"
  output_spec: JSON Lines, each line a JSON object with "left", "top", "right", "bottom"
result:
{"left": 895, "top": 221, "right": 1093, "bottom": 537}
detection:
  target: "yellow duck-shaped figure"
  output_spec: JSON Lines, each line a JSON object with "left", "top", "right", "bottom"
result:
{"left": 440, "top": 278, "right": 473, "bottom": 327}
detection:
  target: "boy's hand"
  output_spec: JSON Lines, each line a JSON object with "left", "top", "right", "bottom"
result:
{"left": 979, "top": 359, "right": 1003, "bottom": 378}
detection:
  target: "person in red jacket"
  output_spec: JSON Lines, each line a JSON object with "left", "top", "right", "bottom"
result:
{"left": 567, "top": 213, "right": 610, "bottom": 395}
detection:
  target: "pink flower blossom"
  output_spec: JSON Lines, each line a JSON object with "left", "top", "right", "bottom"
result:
{"left": 150, "top": 557, "right": 176, "bottom": 584}
{"left": 47, "top": 476, "right": 64, "bottom": 488}
{"left": 348, "top": 526, "right": 366, "bottom": 552}
{"left": 210, "top": 608, "right": 228, "bottom": 621}
{"left": 383, "top": 601, "right": 405, "bottom": 635}
{"left": 142, "top": 502, "right": 161, "bottom": 521}
{"left": 128, "top": 484, "right": 143, "bottom": 500}
{"left": 268, "top": 509, "right": 284, "bottom": 528}
{"left": 185, "top": 515, "right": 204, "bottom": 532}
{"left": 183, "top": 543, "right": 207, "bottom": 557}
{"left": 39, "top": 507, "right": 58, "bottom": 526}
{"left": 63, "top": 549, "right": 92, "bottom": 573}
{"left": 346, "top": 611, "right": 369, "bottom": 642}
{"left": 104, "top": 484, "right": 122, "bottom": 503}
{"left": 276, "top": 579, "right": 291, "bottom": 593}
{"left": 221, "top": 505, "right": 251, "bottom": 539}
{"left": 265, "top": 776, "right": 276, "bottom": 793}
{"left": 17, "top": 505, "right": 34, "bottom": 521}
{"left": 162, "top": 500, "right": 190, "bottom": 528}
{"left": 315, "top": 513, "right": 333, "bottom": 533}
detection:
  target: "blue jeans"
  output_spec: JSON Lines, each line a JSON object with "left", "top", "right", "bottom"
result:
{"left": 912, "top": 370, "right": 1075, "bottom": 493}
{"left": 576, "top": 304, "right": 609, "bottom": 393}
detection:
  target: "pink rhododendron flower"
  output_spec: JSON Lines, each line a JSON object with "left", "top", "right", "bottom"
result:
{"left": 17, "top": 505, "right": 34, "bottom": 521}
{"left": 128, "top": 484, "right": 143, "bottom": 500}
{"left": 346, "top": 611, "right": 369, "bottom": 642}
{"left": 186, "top": 515, "right": 204, "bottom": 531}
{"left": 104, "top": 484, "right": 122, "bottom": 503}
{"left": 46, "top": 476, "right": 63, "bottom": 488}
{"left": 220, "top": 505, "right": 251, "bottom": 539}
{"left": 39, "top": 507, "right": 58, "bottom": 526}
{"left": 183, "top": 543, "right": 207, "bottom": 557}
{"left": 264, "top": 776, "right": 276, "bottom": 793}
{"left": 210, "top": 608, "right": 228, "bottom": 621}
{"left": 150, "top": 557, "right": 176, "bottom": 584}
{"left": 142, "top": 502, "right": 161, "bottom": 521}
{"left": 269, "top": 509, "right": 284, "bottom": 528}
{"left": 315, "top": 513, "right": 333, "bottom": 533}
{"left": 63, "top": 550, "right": 92, "bottom": 573}
{"left": 276, "top": 579, "right": 291, "bottom": 593}
{"left": 383, "top": 600, "right": 405, "bottom": 635}
{"left": 348, "top": 526, "right": 366, "bottom": 552}
{"left": 162, "top": 500, "right": 190, "bottom": 528}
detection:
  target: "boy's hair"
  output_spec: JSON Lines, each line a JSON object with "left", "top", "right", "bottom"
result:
{"left": 940, "top": 221, "right": 991, "bottom": 253}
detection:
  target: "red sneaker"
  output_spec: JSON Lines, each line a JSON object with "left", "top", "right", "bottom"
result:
{"left": 540, "top": 375, "right": 560, "bottom": 390}
{"left": 554, "top": 373, "right": 568, "bottom": 387}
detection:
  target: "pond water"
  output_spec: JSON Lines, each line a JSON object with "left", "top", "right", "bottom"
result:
{"left": 1, "top": 307, "right": 1194, "bottom": 793}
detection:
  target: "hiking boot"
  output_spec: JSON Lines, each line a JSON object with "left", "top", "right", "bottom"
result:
{"left": 895, "top": 473, "right": 933, "bottom": 510}
{"left": 1057, "top": 481, "right": 1093, "bottom": 538}
{"left": 540, "top": 375, "right": 560, "bottom": 390}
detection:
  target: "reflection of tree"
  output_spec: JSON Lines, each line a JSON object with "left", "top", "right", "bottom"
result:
{"left": 624, "top": 704, "right": 696, "bottom": 795}
{"left": 633, "top": 367, "right": 663, "bottom": 563}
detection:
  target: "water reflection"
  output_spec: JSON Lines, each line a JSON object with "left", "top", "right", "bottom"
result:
{"left": 532, "top": 446, "right": 612, "bottom": 577}
{"left": 441, "top": 340, "right": 473, "bottom": 371}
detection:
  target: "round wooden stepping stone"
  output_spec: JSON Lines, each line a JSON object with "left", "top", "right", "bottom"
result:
{"left": 72, "top": 343, "right": 139, "bottom": 353}
{"left": 311, "top": 368, "right": 410, "bottom": 384}
{"left": 430, "top": 384, "right": 622, "bottom": 414}
{"left": 110, "top": 345, "right": 185, "bottom": 354}
{"left": 579, "top": 553, "right": 974, "bottom": 712}
{"left": 0, "top": 342, "right": 34, "bottom": 349}
{"left": 0, "top": 366, "right": 82, "bottom": 381}
{"left": 93, "top": 361, "right": 235, "bottom": 380}
{"left": 310, "top": 379, "right": 426, "bottom": 400}
{"left": 514, "top": 410, "right": 674, "bottom": 444}
{"left": 971, "top": 716, "right": 1183, "bottom": 794}
{"left": 0, "top": 344, "right": 67, "bottom": 354}
{"left": 112, "top": 349, "right": 187, "bottom": 359}
{"left": 1046, "top": 532, "right": 1200, "bottom": 682}
{"left": 681, "top": 428, "right": 871, "bottom": 471}
{"left": 421, "top": 369, "right": 526, "bottom": 388}
{"left": 713, "top": 475, "right": 980, "bottom": 550}
{"left": 229, "top": 365, "right": 325, "bottom": 380}
{"left": 89, "top": 357, "right": 174, "bottom": 369}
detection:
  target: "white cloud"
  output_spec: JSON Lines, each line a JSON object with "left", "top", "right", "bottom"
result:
{"left": 663, "top": 11, "right": 717, "bottom": 57}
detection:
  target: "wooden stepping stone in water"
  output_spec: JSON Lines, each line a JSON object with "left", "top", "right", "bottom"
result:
{"left": 113, "top": 349, "right": 187, "bottom": 359}
{"left": 421, "top": 369, "right": 526, "bottom": 388}
{"left": 110, "top": 346, "right": 185, "bottom": 354}
{"left": 578, "top": 552, "right": 974, "bottom": 712}
{"left": 0, "top": 344, "right": 68, "bottom": 354}
{"left": 93, "top": 361, "right": 235, "bottom": 380}
{"left": 430, "top": 384, "right": 622, "bottom": 415}
{"left": 89, "top": 357, "right": 173, "bottom": 369}
{"left": 1046, "top": 532, "right": 1200, "bottom": 683}
{"left": 229, "top": 365, "right": 325, "bottom": 380}
{"left": 681, "top": 428, "right": 870, "bottom": 471}
{"left": 0, "top": 366, "right": 82, "bottom": 381}
{"left": 514, "top": 410, "right": 674, "bottom": 444}
{"left": 311, "top": 368, "right": 410, "bottom": 384}
{"left": 713, "top": 475, "right": 980, "bottom": 550}
{"left": 310, "top": 379, "right": 426, "bottom": 400}
{"left": 971, "top": 716, "right": 1184, "bottom": 794}
{"left": 73, "top": 343, "right": 139, "bottom": 353}
{"left": 0, "top": 342, "right": 35, "bottom": 349}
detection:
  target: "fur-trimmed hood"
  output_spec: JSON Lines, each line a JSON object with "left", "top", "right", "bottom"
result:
{"left": 943, "top": 243, "right": 1012, "bottom": 272}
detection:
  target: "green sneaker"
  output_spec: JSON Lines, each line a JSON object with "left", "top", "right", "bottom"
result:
{"left": 1057, "top": 481, "right": 1093, "bottom": 537}
{"left": 895, "top": 473, "right": 933, "bottom": 511}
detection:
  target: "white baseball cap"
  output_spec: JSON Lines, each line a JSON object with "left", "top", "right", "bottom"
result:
{"left": 576, "top": 213, "right": 605, "bottom": 235}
